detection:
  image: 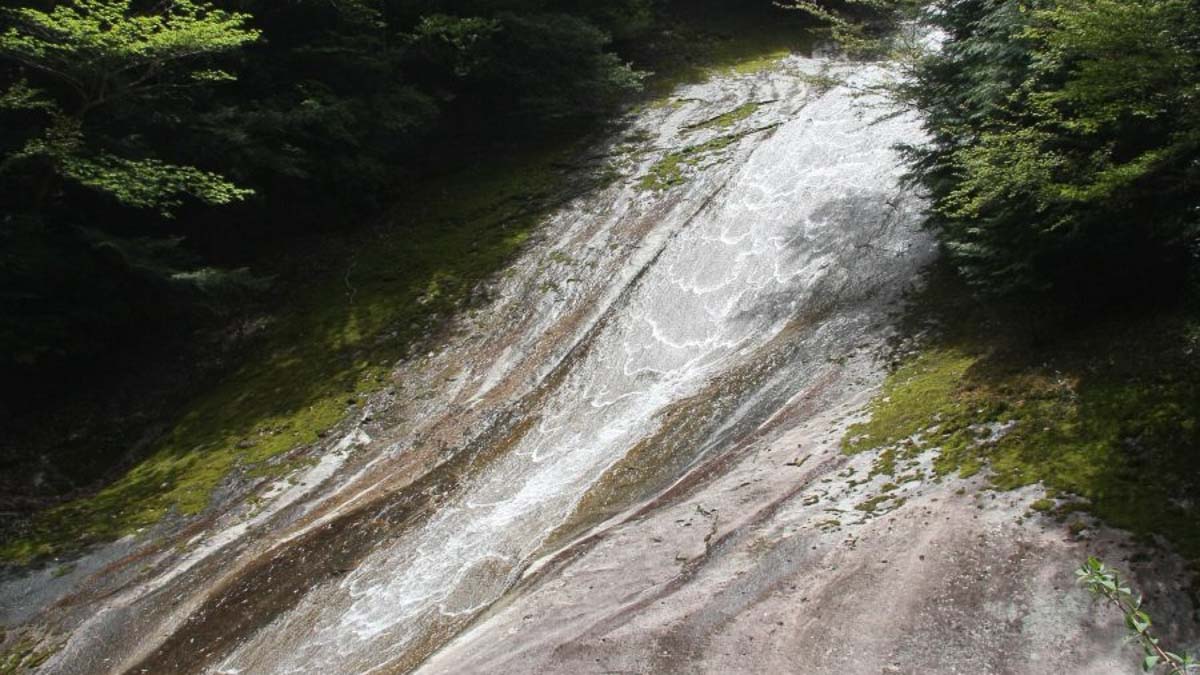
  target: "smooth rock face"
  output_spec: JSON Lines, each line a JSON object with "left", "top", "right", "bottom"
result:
{"left": 212, "top": 56, "right": 938, "bottom": 675}
{"left": 6, "top": 53, "right": 1195, "bottom": 675}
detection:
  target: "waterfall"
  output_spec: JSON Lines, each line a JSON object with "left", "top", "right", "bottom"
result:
{"left": 210, "top": 55, "right": 931, "bottom": 675}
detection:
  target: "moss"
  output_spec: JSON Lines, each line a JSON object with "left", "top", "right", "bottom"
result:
{"left": 639, "top": 127, "right": 775, "bottom": 191}
{"left": 868, "top": 446, "right": 897, "bottom": 477}
{"left": 686, "top": 102, "right": 760, "bottom": 132}
{"left": 856, "top": 494, "right": 905, "bottom": 514}
{"left": 728, "top": 50, "right": 794, "bottom": 75}
{"left": 0, "top": 642, "right": 27, "bottom": 675}
{"left": 1055, "top": 501, "right": 1091, "bottom": 518}
{"left": 49, "top": 563, "right": 75, "bottom": 578}
{"left": 843, "top": 348, "right": 977, "bottom": 458}
{"left": 1030, "top": 498, "right": 1056, "bottom": 513}
{"left": 1, "top": 142, "right": 593, "bottom": 565}
{"left": 0, "top": 636, "right": 57, "bottom": 675}
{"left": 634, "top": 5, "right": 815, "bottom": 100}
{"left": 844, "top": 268, "right": 1200, "bottom": 561}
{"left": 639, "top": 146, "right": 692, "bottom": 191}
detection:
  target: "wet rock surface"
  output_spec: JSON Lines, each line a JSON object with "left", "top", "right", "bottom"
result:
{"left": 3, "top": 53, "right": 1196, "bottom": 675}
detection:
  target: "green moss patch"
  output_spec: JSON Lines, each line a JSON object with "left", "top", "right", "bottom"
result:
{"left": 1030, "top": 498, "right": 1056, "bottom": 513}
{"left": 844, "top": 269, "right": 1200, "bottom": 560}
{"left": 1, "top": 143, "right": 591, "bottom": 565}
{"left": 639, "top": 126, "right": 777, "bottom": 191}
{"left": 685, "top": 102, "right": 761, "bottom": 132}
{"left": 856, "top": 494, "right": 906, "bottom": 514}
{"left": 0, "top": 635, "right": 57, "bottom": 675}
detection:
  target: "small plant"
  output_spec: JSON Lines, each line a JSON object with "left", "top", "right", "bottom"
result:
{"left": 1077, "top": 557, "right": 1199, "bottom": 673}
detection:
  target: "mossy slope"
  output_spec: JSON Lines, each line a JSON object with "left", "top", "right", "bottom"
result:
{"left": 631, "top": 1, "right": 814, "bottom": 99}
{"left": 1, "top": 145, "right": 581, "bottom": 564}
{"left": 846, "top": 270, "right": 1200, "bottom": 560}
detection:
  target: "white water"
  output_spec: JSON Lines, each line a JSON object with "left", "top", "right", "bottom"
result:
{"left": 213, "top": 56, "right": 928, "bottom": 674}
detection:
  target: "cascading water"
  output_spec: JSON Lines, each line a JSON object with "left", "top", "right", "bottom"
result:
{"left": 209, "top": 54, "right": 931, "bottom": 675}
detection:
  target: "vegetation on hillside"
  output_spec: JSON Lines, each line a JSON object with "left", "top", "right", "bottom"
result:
{"left": 0, "top": 0, "right": 653, "bottom": 384}
{"left": 789, "top": 0, "right": 1200, "bottom": 536}
{"left": 898, "top": 0, "right": 1200, "bottom": 300}
{"left": 845, "top": 265, "right": 1200, "bottom": 579}
{"left": 0, "top": 0, "right": 648, "bottom": 557}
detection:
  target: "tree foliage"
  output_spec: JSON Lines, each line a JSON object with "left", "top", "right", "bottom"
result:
{"left": 901, "top": 0, "right": 1200, "bottom": 299}
{"left": 0, "top": 0, "right": 259, "bottom": 213}
{"left": 0, "top": 0, "right": 660, "bottom": 382}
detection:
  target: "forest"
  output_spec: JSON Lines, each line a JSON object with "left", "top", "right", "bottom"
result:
{"left": 904, "top": 0, "right": 1200, "bottom": 301}
{"left": 0, "top": 0, "right": 657, "bottom": 384}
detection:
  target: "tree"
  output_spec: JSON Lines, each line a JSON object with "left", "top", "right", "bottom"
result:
{"left": 0, "top": 0, "right": 261, "bottom": 377}
{"left": 0, "top": 0, "right": 260, "bottom": 215}
{"left": 901, "top": 0, "right": 1200, "bottom": 299}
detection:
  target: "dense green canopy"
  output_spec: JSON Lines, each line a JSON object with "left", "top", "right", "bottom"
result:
{"left": 902, "top": 0, "right": 1200, "bottom": 300}
{"left": 0, "top": 0, "right": 655, "bottom": 377}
